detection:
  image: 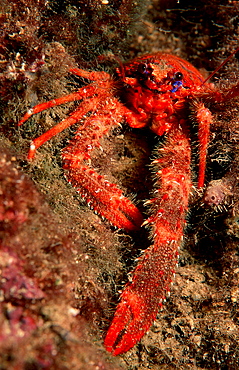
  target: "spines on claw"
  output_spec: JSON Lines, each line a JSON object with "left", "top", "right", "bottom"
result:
{"left": 104, "top": 126, "right": 191, "bottom": 355}
{"left": 64, "top": 164, "right": 143, "bottom": 231}
{"left": 104, "top": 241, "right": 177, "bottom": 355}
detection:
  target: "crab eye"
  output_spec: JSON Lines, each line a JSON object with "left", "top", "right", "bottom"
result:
{"left": 137, "top": 63, "right": 153, "bottom": 79}
{"left": 138, "top": 63, "right": 147, "bottom": 74}
{"left": 174, "top": 72, "right": 183, "bottom": 81}
{"left": 171, "top": 72, "right": 184, "bottom": 93}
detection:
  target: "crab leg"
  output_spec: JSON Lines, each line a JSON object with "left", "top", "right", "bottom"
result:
{"left": 196, "top": 102, "right": 212, "bottom": 188}
{"left": 18, "top": 84, "right": 107, "bottom": 160}
{"left": 18, "top": 85, "right": 100, "bottom": 126}
{"left": 18, "top": 67, "right": 111, "bottom": 126}
{"left": 19, "top": 84, "right": 143, "bottom": 230}
{"left": 62, "top": 102, "right": 143, "bottom": 231}
{"left": 18, "top": 68, "right": 112, "bottom": 159}
{"left": 26, "top": 99, "right": 104, "bottom": 160}
{"left": 69, "top": 67, "right": 110, "bottom": 82}
{"left": 104, "top": 125, "right": 191, "bottom": 355}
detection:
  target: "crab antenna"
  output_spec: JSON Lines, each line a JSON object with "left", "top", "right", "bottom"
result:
{"left": 201, "top": 46, "right": 239, "bottom": 85}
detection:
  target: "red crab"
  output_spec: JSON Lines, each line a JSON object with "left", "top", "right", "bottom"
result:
{"left": 19, "top": 52, "right": 239, "bottom": 356}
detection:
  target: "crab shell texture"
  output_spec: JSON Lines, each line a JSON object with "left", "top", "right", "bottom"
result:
{"left": 19, "top": 52, "right": 228, "bottom": 356}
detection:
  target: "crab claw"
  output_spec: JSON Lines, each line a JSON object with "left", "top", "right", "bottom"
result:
{"left": 104, "top": 286, "right": 159, "bottom": 355}
{"left": 104, "top": 292, "right": 150, "bottom": 355}
{"left": 104, "top": 236, "right": 179, "bottom": 356}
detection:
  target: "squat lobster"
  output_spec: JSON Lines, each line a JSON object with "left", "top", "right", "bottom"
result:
{"left": 19, "top": 51, "right": 239, "bottom": 356}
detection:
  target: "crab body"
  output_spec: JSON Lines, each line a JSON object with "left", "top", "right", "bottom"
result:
{"left": 19, "top": 52, "right": 238, "bottom": 356}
